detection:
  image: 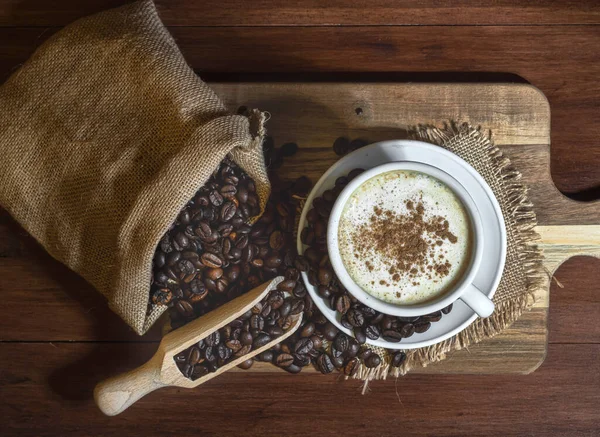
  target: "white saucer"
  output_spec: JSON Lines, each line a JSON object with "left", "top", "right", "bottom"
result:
{"left": 297, "top": 140, "right": 507, "bottom": 350}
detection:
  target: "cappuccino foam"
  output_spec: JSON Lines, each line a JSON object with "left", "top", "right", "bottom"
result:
{"left": 338, "top": 170, "right": 471, "bottom": 305}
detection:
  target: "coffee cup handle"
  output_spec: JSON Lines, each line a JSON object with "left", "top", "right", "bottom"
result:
{"left": 460, "top": 284, "right": 495, "bottom": 318}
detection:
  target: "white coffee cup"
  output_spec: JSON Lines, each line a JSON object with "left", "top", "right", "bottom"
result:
{"left": 327, "top": 161, "right": 495, "bottom": 318}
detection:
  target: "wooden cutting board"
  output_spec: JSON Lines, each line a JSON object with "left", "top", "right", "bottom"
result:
{"left": 208, "top": 82, "right": 600, "bottom": 374}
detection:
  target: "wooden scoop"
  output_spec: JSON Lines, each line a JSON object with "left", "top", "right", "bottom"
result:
{"left": 94, "top": 277, "right": 301, "bottom": 416}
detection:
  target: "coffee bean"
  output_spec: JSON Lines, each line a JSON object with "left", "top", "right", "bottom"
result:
{"left": 293, "top": 281, "right": 307, "bottom": 298}
{"left": 275, "top": 353, "right": 294, "bottom": 368}
{"left": 152, "top": 288, "right": 172, "bottom": 305}
{"left": 281, "top": 142, "right": 298, "bottom": 157}
{"left": 331, "top": 355, "right": 345, "bottom": 369}
{"left": 260, "top": 303, "right": 272, "bottom": 318}
{"left": 318, "top": 268, "right": 332, "bottom": 285}
{"left": 253, "top": 333, "right": 272, "bottom": 349}
{"left": 323, "top": 322, "right": 339, "bottom": 341}
{"left": 391, "top": 351, "right": 407, "bottom": 368}
{"left": 300, "top": 322, "right": 315, "bottom": 338}
{"left": 294, "top": 338, "right": 314, "bottom": 355}
{"left": 257, "top": 350, "right": 274, "bottom": 362}
{"left": 343, "top": 357, "right": 359, "bottom": 376}
{"left": 176, "top": 300, "right": 194, "bottom": 318}
{"left": 347, "top": 168, "right": 364, "bottom": 180}
{"left": 371, "top": 312, "right": 384, "bottom": 324}
{"left": 335, "top": 295, "right": 351, "bottom": 315}
{"left": 217, "top": 343, "right": 232, "bottom": 360}
{"left": 317, "top": 285, "right": 332, "bottom": 299}
{"left": 294, "top": 256, "right": 310, "bottom": 272}
{"left": 353, "top": 327, "right": 367, "bottom": 345}
{"left": 220, "top": 202, "right": 237, "bottom": 222}
{"left": 269, "top": 292, "right": 285, "bottom": 311}
{"left": 346, "top": 309, "right": 365, "bottom": 327}
{"left": 358, "top": 349, "right": 372, "bottom": 361}
{"left": 187, "top": 346, "right": 201, "bottom": 366}
{"left": 382, "top": 330, "right": 403, "bottom": 342}
{"left": 205, "top": 331, "right": 220, "bottom": 347}
{"left": 381, "top": 316, "right": 393, "bottom": 330}
{"left": 250, "top": 314, "right": 265, "bottom": 331}
{"left": 291, "top": 176, "right": 312, "bottom": 196}
{"left": 442, "top": 304, "right": 453, "bottom": 315}
{"left": 277, "top": 279, "right": 296, "bottom": 292}
{"left": 400, "top": 323, "right": 415, "bottom": 338}
{"left": 234, "top": 344, "right": 252, "bottom": 358}
{"left": 269, "top": 230, "right": 285, "bottom": 250}
{"left": 283, "top": 363, "right": 302, "bottom": 374}
{"left": 154, "top": 251, "right": 166, "bottom": 269}
{"left": 333, "top": 137, "right": 350, "bottom": 156}
{"left": 333, "top": 334, "right": 349, "bottom": 354}
{"left": 365, "top": 353, "right": 381, "bottom": 368}
{"left": 316, "top": 353, "right": 334, "bottom": 374}
{"left": 240, "top": 331, "right": 253, "bottom": 346}
{"left": 267, "top": 326, "right": 284, "bottom": 337}
{"left": 345, "top": 340, "right": 360, "bottom": 358}
{"left": 166, "top": 251, "right": 181, "bottom": 266}
{"left": 290, "top": 299, "right": 305, "bottom": 315}
{"left": 220, "top": 184, "right": 237, "bottom": 198}
{"left": 204, "top": 346, "right": 216, "bottom": 363}
{"left": 225, "top": 339, "right": 242, "bottom": 353}
{"left": 235, "top": 235, "right": 249, "bottom": 250}
{"left": 265, "top": 254, "right": 282, "bottom": 268}
{"left": 414, "top": 322, "right": 431, "bottom": 334}
{"left": 237, "top": 359, "right": 254, "bottom": 370}
{"left": 424, "top": 311, "right": 443, "bottom": 322}
{"left": 364, "top": 324, "right": 380, "bottom": 340}
{"left": 294, "top": 353, "right": 311, "bottom": 367}
{"left": 349, "top": 138, "right": 367, "bottom": 151}
{"left": 206, "top": 268, "right": 223, "bottom": 281}
{"left": 209, "top": 190, "right": 223, "bottom": 206}
{"left": 201, "top": 252, "right": 223, "bottom": 268}
{"left": 159, "top": 235, "right": 173, "bottom": 253}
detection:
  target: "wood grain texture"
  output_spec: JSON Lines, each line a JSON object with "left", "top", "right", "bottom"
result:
{"left": 1, "top": 25, "right": 600, "bottom": 194}
{"left": 0, "top": 342, "right": 598, "bottom": 436}
{"left": 1, "top": 0, "right": 600, "bottom": 26}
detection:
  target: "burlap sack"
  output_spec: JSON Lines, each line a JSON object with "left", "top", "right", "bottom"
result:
{"left": 0, "top": 0, "right": 270, "bottom": 335}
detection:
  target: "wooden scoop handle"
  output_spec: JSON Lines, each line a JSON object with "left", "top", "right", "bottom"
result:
{"left": 94, "top": 353, "right": 164, "bottom": 416}
{"left": 95, "top": 278, "right": 287, "bottom": 416}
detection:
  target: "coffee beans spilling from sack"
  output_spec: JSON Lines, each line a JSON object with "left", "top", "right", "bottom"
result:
{"left": 152, "top": 137, "right": 450, "bottom": 376}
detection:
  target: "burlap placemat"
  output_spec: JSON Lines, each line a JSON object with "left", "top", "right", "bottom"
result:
{"left": 352, "top": 123, "right": 545, "bottom": 384}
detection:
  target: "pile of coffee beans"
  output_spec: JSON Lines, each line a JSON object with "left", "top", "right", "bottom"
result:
{"left": 174, "top": 284, "right": 302, "bottom": 380}
{"left": 150, "top": 156, "right": 303, "bottom": 329}
{"left": 301, "top": 168, "right": 453, "bottom": 344}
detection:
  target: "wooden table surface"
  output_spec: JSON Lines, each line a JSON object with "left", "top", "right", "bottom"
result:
{"left": 1, "top": 1, "right": 599, "bottom": 436}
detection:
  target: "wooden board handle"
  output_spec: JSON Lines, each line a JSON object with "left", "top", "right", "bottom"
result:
{"left": 94, "top": 353, "right": 164, "bottom": 416}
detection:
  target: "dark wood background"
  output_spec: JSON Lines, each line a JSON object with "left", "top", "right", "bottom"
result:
{"left": 1, "top": 1, "right": 599, "bottom": 436}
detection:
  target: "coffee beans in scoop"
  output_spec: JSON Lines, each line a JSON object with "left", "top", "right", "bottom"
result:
{"left": 174, "top": 286, "right": 302, "bottom": 380}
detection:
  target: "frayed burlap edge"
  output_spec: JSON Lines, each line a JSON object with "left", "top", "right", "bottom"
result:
{"left": 350, "top": 122, "right": 546, "bottom": 390}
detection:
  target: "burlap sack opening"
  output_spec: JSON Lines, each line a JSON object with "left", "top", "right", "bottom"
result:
{"left": 0, "top": 0, "right": 270, "bottom": 335}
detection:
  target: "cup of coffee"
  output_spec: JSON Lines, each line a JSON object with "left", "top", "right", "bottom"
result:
{"left": 327, "top": 161, "right": 494, "bottom": 318}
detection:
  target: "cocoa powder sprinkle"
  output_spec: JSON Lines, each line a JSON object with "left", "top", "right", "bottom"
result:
{"left": 350, "top": 200, "right": 458, "bottom": 286}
